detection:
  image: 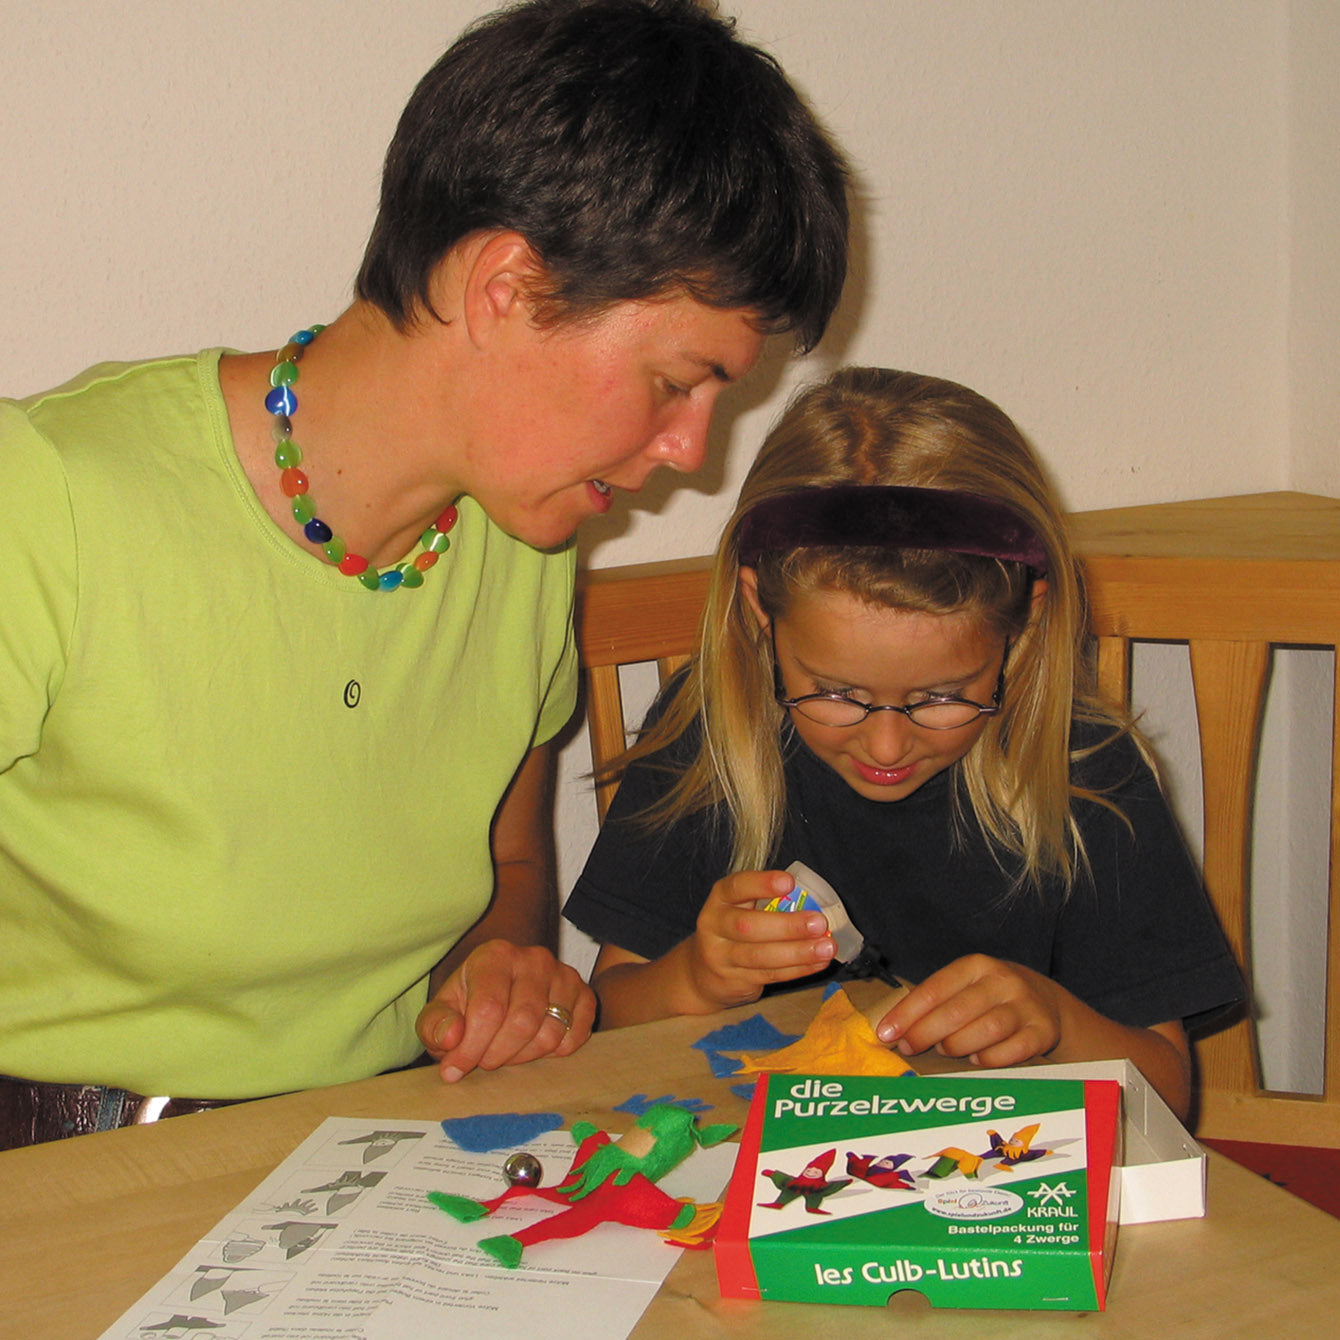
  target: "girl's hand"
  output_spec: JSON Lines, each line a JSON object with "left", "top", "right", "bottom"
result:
{"left": 683, "top": 868, "right": 836, "bottom": 1011}
{"left": 874, "top": 954, "right": 1062, "bottom": 1068}
{"left": 416, "top": 939, "right": 595, "bottom": 1082}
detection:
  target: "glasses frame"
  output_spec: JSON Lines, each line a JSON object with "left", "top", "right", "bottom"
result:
{"left": 770, "top": 625, "right": 1006, "bottom": 731}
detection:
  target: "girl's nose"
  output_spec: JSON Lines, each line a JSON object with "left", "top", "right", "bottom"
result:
{"left": 858, "top": 707, "right": 917, "bottom": 765}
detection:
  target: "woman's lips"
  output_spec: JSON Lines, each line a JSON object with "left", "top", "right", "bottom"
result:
{"left": 587, "top": 479, "right": 613, "bottom": 513}
{"left": 852, "top": 758, "right": 916, "bottom": 787}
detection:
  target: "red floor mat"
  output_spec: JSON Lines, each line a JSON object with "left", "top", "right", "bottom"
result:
{"left": 1201, "top": 1138, "right": 1340, "bottom": 1219}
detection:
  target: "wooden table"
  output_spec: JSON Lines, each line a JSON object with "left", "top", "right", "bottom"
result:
{"left": 4, "top": 983, "right": 1340, "bottom": 1340}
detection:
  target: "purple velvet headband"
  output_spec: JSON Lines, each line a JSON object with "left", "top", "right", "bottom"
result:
{"left": 735, "top": 485, "right": 1049, "bottom": 577}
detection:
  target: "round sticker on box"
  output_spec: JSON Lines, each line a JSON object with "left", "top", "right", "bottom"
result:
{"left": 923, "top": 1187, "right": 1024, "bottom": 1221}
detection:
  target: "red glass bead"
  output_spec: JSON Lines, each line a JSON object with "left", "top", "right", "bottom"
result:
{"left": 434, "top": 505, "right": 459, "bottom": 534}
{"left": 338, "top": 554, "right": 370, "bottom": 576}
{"left": 281, "top": 467, "right": 309, "bottom": 498}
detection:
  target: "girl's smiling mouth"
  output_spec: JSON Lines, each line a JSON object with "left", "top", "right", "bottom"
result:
{"left": 852, "top": 759, "right": 917, "bottom": 787}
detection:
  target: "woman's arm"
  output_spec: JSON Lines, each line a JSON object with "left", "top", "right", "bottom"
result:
{"left": 416, "top": 743, "right": 596, "bottom": 1079}
{"left": 874, "top": 955, "right": 1193, "bottom": 1120}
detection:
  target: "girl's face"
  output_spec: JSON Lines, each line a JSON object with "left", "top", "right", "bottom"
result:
{"left": 744, "top": 578, "right": 1006, "bottom": 804}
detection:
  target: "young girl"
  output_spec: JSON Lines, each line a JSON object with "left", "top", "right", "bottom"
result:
{"left": 564, "top": 367, "right": 1243, "bottom": 1121}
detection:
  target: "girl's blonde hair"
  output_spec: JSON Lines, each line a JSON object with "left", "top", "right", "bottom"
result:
{"left": 618, "top": 366, "right": 1130, "bottom": 890}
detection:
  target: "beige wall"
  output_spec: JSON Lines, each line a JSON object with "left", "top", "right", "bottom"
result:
{"left": 4, "top": 2, "right": 1335, "bottom": 1084}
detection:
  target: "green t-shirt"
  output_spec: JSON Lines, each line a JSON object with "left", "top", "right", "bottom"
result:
{"left": 0, "top": 351, "right": 577, "bottom": 1097}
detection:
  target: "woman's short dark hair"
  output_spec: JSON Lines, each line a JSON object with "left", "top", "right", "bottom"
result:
{"left": 355, "top": 0, "right": 849, "bottom": 350}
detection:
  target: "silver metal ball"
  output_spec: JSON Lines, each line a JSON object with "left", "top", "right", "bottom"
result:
{"left": 503, "top": 1152, "right": 543, "bottom": 1188}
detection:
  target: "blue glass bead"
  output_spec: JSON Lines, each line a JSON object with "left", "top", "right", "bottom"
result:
{"left": 291, "top": 328, "right": 316, "bottom": 345}
{"left": 305, "top": 519, "right": 334, "bottom": 544}
{"left": 265, "top": 385, "right": 297, "bottom": 416}
{"left": 270, "top": 360, "right": 299, "bottom": 388}
{"left": 378, "top": 569, "right": 404, "bottom": 591}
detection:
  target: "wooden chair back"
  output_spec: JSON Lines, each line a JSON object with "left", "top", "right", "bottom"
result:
{"left": 576, "top": 557, "right": 712, "bottom": 820}
{"left": 575, "top": 493, "right": 1340, "bottom": 1147}
{"left": 1074, "top": 492, "right": 1340, "bottom": 1148}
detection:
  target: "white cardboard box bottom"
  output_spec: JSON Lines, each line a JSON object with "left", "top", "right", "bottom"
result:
{"left": 964, "top": 1058, "right": 1205, "bottom": 1225}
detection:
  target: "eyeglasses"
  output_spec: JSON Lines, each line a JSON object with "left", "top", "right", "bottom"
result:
{"left": 771, "top": 627, "right": 1005, "bottom": 731}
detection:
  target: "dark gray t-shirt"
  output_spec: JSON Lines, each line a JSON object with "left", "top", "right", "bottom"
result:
{"left": 566, "top": 709, "right": 1243, "bottom": 1031}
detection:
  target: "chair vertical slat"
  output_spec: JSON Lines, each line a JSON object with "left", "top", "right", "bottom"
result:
{"left": 657, "top": 654, "right": 690, "bottom": 686}
{"left": 1095, "top": 635, "right": 1132, "bottom": 709}
{"left": 1188, "top": 639, "right": 1270, "bottom": 1101}
{"left": 587, "top": 663, "right": 628, "bottom": 822}
{"left": 1327, "top": 654, "right": 1340, "bottom": 1101}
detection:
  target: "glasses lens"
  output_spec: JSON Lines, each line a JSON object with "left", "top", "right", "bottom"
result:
{"left": 903, "top": 700, "right": 983, "bottom": 730}
{"left": 791, "top": 696, "right": 870, "bottom": 727}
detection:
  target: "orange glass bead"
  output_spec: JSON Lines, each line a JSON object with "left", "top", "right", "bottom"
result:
{"left": 281, "top": 467, "right": 309, "bottom": 498}
{"left": 414, "top": 551, "right": 439, "bottom": 571}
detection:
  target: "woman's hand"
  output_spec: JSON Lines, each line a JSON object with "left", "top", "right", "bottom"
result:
{"left": 416, "top": 938, "right": 595, "bottom": 1082}
{"left": 873, "top": 954, "right": 1062, "bottom": 1068}
{"left": 681, "top": 869, "right": 837, "bottom": 1012}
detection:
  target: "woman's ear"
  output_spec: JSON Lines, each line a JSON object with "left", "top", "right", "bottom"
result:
{"left": 453, "top": 230, "right": 550, "bottom": 347}
{"left": 737, "top": 566, "right": 771, "bottom": 633}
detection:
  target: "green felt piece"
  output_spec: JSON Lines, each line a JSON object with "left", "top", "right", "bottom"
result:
{"left": 427, "top": 1191, "right": 488, "bottom": 1222}
{"left": 479, "top": 1233, "right": 524, "bottom": 1269}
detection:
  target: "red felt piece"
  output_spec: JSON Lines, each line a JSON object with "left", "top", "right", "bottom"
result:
{"left": 510, "top": 1174, "right": 688, "bottom": 1247}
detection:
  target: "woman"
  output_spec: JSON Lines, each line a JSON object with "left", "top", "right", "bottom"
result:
{"left": 0, "top": 0, "right": 849, "bottom": 1148}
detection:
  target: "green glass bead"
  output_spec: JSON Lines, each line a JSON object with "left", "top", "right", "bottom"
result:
{"left": 358, "top": 570, "right": 381, "bottom": 591}
{"left": 323, "top": 536, "right": 347, "bottom": 564}
{"left": 291, "top": 495, "right": 315, "bottom": 525}
{"left": 274, "top": 439, "right": 302, "bottom": 469}
{"left": 400, "top": 565, "right": 424, "bottom": 588}
{"left": 422, "top": 528, "right": 452, "bottom": 554}
{"left": 270, "top": 360, "right": 300, "bottom": 388}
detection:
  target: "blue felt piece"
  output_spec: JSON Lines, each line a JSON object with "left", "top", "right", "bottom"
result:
{"left": 440, "top": 1111, "right": 564, "bottom": 1153}
{"left": 691, "top": 1014, "right": 801, "bottom": 1078}
{"left": 730, "top": 1082, "right": 760, "bottom": 1101}
{"left": 614, "top": 1093, "right": 712, "bottom": 1116}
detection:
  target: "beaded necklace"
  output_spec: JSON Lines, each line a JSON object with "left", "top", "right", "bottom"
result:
{"left": 264, "top": 325, "right": 457, "bottom": 591}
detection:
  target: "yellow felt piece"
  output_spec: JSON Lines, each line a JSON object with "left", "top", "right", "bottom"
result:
{"left": 728, "top": 987, "right": 917, "bottom": 1078}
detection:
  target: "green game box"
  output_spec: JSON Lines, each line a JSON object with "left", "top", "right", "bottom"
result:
{"left": 715, "top": 1074, "right": 1122, "bottom": 1311}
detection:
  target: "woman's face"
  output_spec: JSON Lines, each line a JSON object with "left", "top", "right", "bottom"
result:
{"left": 458, "top": 293, "right": 763, "bottom": 549}
{"left": 744, "top": 578, "right": 1006, "bottom": 804}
